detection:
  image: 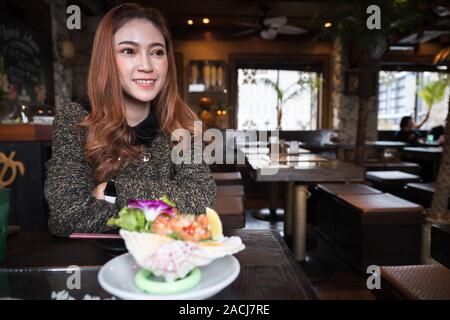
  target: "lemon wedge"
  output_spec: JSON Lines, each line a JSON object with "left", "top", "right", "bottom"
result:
{"left": 206, "top": 207, "right": 223, "bottom": 240}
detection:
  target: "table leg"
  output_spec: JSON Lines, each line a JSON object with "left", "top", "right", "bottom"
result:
{"left": 293, "top": 183, "right": 334, "bottom": 282}
{"left": 293, "top": 184, "right": 308, "bottom": 261}
{"left": 284, "top": 182, "right": 294, "bottom": 239}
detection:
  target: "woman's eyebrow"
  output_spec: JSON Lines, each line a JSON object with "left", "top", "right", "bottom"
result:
{"left": 117, "top": 40, "right": 165, "bottom": 48}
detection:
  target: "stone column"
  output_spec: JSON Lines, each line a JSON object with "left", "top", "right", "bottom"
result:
{"left": 330, "top": 39, "right": 379, "bottom": 161}
{"left": 49, "top": 0, "right": 73, "bottom": 110}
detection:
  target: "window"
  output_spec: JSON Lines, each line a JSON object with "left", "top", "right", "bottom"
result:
{"left": 378, "top": 71, "right": 449, "bottom": 130}
{"left": 237, "top": 69, "right": 320, "bottom": 130}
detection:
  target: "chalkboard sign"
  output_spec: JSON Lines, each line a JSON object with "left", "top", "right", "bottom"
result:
{"left": 0, "top": 10, "right": 52, "bottom": 105}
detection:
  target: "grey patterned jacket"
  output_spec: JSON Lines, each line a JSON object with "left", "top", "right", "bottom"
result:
{"left": 44, "top": 102, "right": 216, "bottom": 237}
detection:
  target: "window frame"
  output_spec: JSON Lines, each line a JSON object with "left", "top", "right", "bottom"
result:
{"left": 378, "top": 60, "right": 449, "bottom": 131}
{"left": 229, "top": 54, "right": 330, "bottom": 130}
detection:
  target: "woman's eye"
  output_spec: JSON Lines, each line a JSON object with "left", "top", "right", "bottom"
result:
{"left": 121, "top": 48, "right": 134, "bottom": 54}
{"left": 152, "top": 49, "right": 165, "bottom": 56}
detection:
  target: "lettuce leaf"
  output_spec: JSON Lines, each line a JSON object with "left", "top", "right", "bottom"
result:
{"left": 159, "top": 195, "right": 176, "bottom": 208}
{"left": 107, "top": 196, "right": 177, "bottom": 232}
{"left": 107, "top": 207, "right": 152, "bottom": 232}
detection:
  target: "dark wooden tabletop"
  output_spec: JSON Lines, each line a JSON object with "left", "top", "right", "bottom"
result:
{"left": 402, "top": 147, "right": 443, "bottom": 161}
{"left": 247, "top": 158, "right": 365, "bottom": 183}
{"left": 0, "top": 229, "right": 318, "bottom": 300}
{"left": 366, "top": 141, "right": 407, "bottom": 149}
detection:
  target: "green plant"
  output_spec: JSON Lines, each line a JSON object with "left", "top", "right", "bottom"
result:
{"left": 259, "top": 71, "right": 320, "bottom": 128}
{"left": 316, "top": 0, "right": 429, "bottom": 164}
{"left": 418, "top": 76, "right": 448, "bottom": 111}
{"left": 428, "top": 43, "right": 450, "bottom": 222}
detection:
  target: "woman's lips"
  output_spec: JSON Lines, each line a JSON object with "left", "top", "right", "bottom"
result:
{"left": 133, "top": 79, "right": 156, "bottom": 89}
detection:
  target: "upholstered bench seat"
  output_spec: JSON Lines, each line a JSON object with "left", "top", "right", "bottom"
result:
{"left": 366, "top": 170, "right": 421, "bottom": 197}
{"left": 366, "top": 170, "right": 421, "bottom": 182}
{"left": 331, "top": 193, "right": 424, "bottom": 270}
{"left": 364, "top": 162, "right": 421, "bottom": 175}
{"left": 384, "top": 162, "right": 421, "bottom": 175}
{"left": 216, "top": 184, "right": 245, "bottom": 197}
{"left": 405, "top": 182, "right": 435, "bottom": 193}
{"left": 214, "top": 194, "right": 245, "bottom": 229}
{"left": 377, "top": 265, "right": 450, "bottom": 300}
{"left": 315, "top": 183, "right": 381, "bottom": 242}
{"left": 338, "top": 193, "right": 424, "bottom": 225}
{"left": 318, "top": 183, "right": 381, "bottom": 197}
{"left": 211, "top": 172, "right": 242, "bottom": 185}
{"left": 403, "top": 182, "right": 449, "bottom": 209}
{"left": 212, "top": 173, "right": 245, "bottom": 228}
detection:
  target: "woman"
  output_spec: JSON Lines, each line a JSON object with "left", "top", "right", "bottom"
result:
{"left": 395, "top": 116, "right": 424, "bottom": 146}
{"left": 430, "top": 120, "right": 446, "bottom": 145}
{"left": 44, "top": 4, "right": 216, "bottom": 237}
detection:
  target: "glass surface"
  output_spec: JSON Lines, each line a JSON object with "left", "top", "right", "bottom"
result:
{"left": 378, "top": 71, "right": 449, "bottom": 130}
{"left": 237, "top": 69, "right": 320, "bottom": 130}
{"left": 0, "top": 267, "right": 116, "bottom": 300}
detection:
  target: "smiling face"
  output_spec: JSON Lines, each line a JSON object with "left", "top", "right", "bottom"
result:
{"left": 114, "top": 18, "right": 168, "bottom": 106}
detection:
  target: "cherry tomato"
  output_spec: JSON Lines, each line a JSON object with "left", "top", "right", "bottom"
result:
{"left": 183, "top": 224, "right": 196, "bottom": 235}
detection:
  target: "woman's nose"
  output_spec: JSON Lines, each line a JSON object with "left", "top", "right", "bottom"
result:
{"left": 137, "top": 53, "right": 153, "bottom": 72}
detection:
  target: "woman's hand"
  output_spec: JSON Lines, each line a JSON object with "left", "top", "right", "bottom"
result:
{"left": 92, "top": 182, "right": 107, "bottom": 200}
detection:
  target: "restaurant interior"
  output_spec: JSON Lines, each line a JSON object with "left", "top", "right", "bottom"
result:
{"left": 0, "top": 0, "right": 449, "bottom": 301}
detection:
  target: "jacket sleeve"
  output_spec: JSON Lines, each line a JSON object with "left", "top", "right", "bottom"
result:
{"left": 114, "top": 141, "right": 217, "bottom": 215}
{"left": 44, "top": 103, "right": 119, "bottom": 237}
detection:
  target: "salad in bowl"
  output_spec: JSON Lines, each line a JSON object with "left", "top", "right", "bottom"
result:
{"left": 106, "top": 197, "right": 245, "bottom": 294}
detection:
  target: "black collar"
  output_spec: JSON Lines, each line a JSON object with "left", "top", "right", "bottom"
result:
{"left": 130, "top": 109, "right": 160, "bottom": 146}
{"left": 80, "top": 102, "right": 160, "bottom": 147}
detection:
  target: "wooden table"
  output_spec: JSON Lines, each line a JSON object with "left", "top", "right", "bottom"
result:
{"left": 402, "top": 147, "right": 443, "bottom": 180}
{"left": 0, "top": 230, "right": 318, "bottom": 300}
{"left": 366, "top": 141, "right": 407, "bottom": 149}
{"left": 247, "top": 158, "right": 364, "bottom": 183}
{"left": 366, "top": 141, "right": 406, "bottom": 162}
{"left": 239, "top": 147, "right": 311, "bottom": 155}
{"left": 402, "top": 147, "right": 443, "bottom": 161}
{"left": 241, "top": 149, "right": 312, "bottom": 222}
{"left": 245, "top": 155, "right": 364, "bottom": 282}
{"left": 246, "top": 156, "right": 365, "bottom": 261}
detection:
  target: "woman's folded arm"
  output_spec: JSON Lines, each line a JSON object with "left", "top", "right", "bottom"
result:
{"left": 44, "top": 103, "right": 119, "bottom": 237}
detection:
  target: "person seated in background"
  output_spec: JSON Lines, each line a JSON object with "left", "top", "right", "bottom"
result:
{"left": 430, "top": 120, "right": 446, "bottom": 145}
{"left": 395, "top": 116, "right": 424, "bottom": 146}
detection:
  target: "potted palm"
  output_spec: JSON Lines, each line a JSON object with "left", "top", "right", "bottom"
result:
{"left": 318, "top": 0, "right": 427, "bottom": 164}
{"left": 388, "top": 46, "right": 450, "bottom": 262}
{"left": 417, "top": 76, "right": 449, "bottom": 128}
{"left": 431, "top": 49, "right": 450, "bottom": 223}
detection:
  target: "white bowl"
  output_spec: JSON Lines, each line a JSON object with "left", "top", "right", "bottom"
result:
{"left": 98, "top": 253, "right": 240, "bottom": 300}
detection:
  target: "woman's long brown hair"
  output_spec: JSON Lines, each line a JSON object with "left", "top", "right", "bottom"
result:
{"left": 80, "top": 3, "right": 198, "bottom": 182}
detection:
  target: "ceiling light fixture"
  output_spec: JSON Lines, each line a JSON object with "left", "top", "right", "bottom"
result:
{"left": 324, "top": 22, "right": 332, "bottom": 28}
{"left": 202, "top": 18, "right": 210, "bottom": 24}
{"left": 187, "top": 19, "right": 194, "bottom": 25}
{"left": 389, "top": 45, "right": 415, "bottom": 51}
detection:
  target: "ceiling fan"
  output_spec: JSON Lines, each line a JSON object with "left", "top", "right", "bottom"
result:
{"left": 232, "top": 8, "right": 308, "bottom": 40}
